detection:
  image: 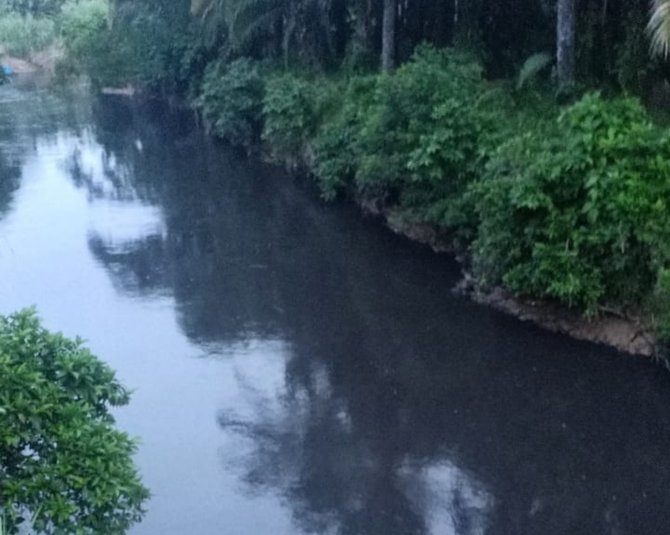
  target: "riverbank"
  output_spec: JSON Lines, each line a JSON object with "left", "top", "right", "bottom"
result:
{"left": 248, "top": 142, "right": 661, "bottom": 358}
{"left": 196, "top": 55, "right": 670, "bottom": 365}
{"left": 367, "top": 202, "right": 658, "bottom": 357}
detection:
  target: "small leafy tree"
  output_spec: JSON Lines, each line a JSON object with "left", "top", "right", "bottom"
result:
{"left": 58, "top": 0, "right": 136, "bottom": 87}
{"left": 0, "top": 309, "right": 148, "bottom": 534}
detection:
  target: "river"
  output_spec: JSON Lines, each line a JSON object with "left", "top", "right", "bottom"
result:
{"left": 0, "top": 79, "right": 669, "bottom": 535}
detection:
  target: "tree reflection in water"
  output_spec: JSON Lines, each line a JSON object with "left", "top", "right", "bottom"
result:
{"left": 0, "top": 80, "right": 85, "bottom": 218}
{"left": 218, "top": 353, "right": 493, "bottom": 535}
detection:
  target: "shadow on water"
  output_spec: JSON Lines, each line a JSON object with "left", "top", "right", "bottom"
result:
{"left": 5, "top": 87, "right": 670, "bottom": 534}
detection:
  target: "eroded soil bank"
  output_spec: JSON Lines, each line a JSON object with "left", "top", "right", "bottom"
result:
{"left": 365, "top": 200, "right": 658, "bottom": 358}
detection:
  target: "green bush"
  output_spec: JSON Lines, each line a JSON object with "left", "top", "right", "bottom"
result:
{"left": 354, "top": 45, "right": 494, "bottom": 227}
{"left": 0, "top": 309, "right": 148, "bottom": 534}
{"left": 59, "top": 0, "right": 109, "bottom": 56}
{"left": 474, "top": 93, "right": 670, "bottom": 315}
{"left": 0, "top": 13, "right": 55, "bottom": 57}
{"left": 262, "top": 73, "right": 331, "bottom": 160}
{"left": 310, "top": 75, "right": 376, "bottom": 199}
{"left": 194, "top": 58, "right": 265, "bottom": 147}
{"left": 59, "top": 0, "right": 132, "bottom": 87}
{"left": 122, "top": 7, "right": 206, "bottom": 95}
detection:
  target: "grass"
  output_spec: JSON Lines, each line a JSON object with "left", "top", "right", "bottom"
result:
{"left": 0, "top": 13, "right": 57, "bottom": 58}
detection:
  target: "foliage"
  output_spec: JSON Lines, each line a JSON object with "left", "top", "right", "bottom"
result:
{"left": 58, "top": 0, "right": 132, "bottom": 87}
{"left": 112, "top": 0, "right": 206, "bottom": 93}
{"left": 59, "top": 0, "right": 108, "bottom": 49}
{"left": 615, "top": 8, "right": 654, "bottom": 95}
{"left": 354, "top": 46, "right": 493, "bottom": 225}
{"left": 517, "top": 52, "right": 552, "bottom": 90}
{"left": 193, "top": 0, "right": 282, "bottom": 52}
{"left": 261, "top": 72, "right": 329, "bottom": 159}
{"left": 311, "top": 75, "right": 376, "bottom": 199}
{"left": 0, "top": 309, "right": 148, "bottom": 534}
{"left": 194, "top": 58, "right": 265, "bottom": 146}
{"left": 58, "top": 0, "right": 206, "bottom": 92}
{"left": 192, "top": 0, "right": 335, "bottom": 67}
{"left": 649, "top": 0, "right": 670, "bottom": 58}
{"left": 0, "top": 13, "right": 55, "bottom": 57}
{"left": 474, "top": 93, "right": 670, "bottom": 315}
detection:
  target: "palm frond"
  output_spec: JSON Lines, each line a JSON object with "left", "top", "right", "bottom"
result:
{"left": 233, "top": 7, "right": 283, "bottom": 48}
{"left": 228, "top": 0, "right": 283, "bottom": 48}
{"left": 191, "top": 0, "right": 227, "bottom": 44}
{"left": 649, "top": 0, "right": 670, "bottom": 57}
{"left": 191, "top": 0, "right": 213, "bottom": 15}
{"left": 517, "top": 52, "right": 552, "bottom": 90}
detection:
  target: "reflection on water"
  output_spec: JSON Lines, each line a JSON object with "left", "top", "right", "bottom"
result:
{"left": 218, "top": 351, "right": 493, "bottom": 534}
{"left": 0, "top": 80, "right": 670, "bottom": 535}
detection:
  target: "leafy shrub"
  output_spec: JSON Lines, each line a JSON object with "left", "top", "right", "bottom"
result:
{"left": 0, "top": 309, "right": 148, "bottom": 534}
{"left": 59, "top": 0, "right": 132, "bottom": 87}
{"left": 354, "top": 45, "right": 494, "bottom": 226}
{"left": 194, "top": 58, "right": 265, "bottom": 147}
{"left": 119, "top": 5, "right": 205, "bottom": 94}
{"left": 262, "top": 73, "right": 318, "bottom": 159}
{"left": 474, "top": 93, "right": 670, "bottom": 314}
{"left": 311, "top": 75, "right": 376, "bottom": 199}
{"left": 0, "top": 13, "right": 55, "bottom": 57}
{"left": 59, "top": 0, "right": 109, "bottom": 56}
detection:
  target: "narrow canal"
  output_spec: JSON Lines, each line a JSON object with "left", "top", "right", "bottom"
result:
{"left": 0, "top": 79, "right": 669, "bottom": 535}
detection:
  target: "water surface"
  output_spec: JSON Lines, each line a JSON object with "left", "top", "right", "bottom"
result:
{"left": 0, "top": 80, "right": 669, "bottom": 535}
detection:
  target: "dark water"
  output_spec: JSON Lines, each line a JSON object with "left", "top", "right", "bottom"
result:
{"left": 1, "top": 80, "right": 670, "bottom": 535}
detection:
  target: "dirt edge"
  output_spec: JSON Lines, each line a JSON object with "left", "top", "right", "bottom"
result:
{"left": 361, "top": 199, "right": 658, "bottom": 358}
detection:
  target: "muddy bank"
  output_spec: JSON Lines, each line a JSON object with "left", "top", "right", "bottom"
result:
{"left": 1, "top": 46, "right": 64, "bottom": 74}
{"left": 361, "top": 199, "right": 658, "bottom": 358}
{"left": 474, "top": 288, "right": 656, "bottom": 357}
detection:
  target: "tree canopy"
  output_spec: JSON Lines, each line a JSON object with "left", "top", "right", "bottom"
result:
{"left": 0, "top": 310, "right": 148, "bottom": 535}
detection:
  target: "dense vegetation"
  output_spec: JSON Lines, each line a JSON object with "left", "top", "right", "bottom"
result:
{"left": 0, "top": 310, "right": 148, "bottom": 534}
{"left": 2, "top": 1, "right": 670, "bottom": 347}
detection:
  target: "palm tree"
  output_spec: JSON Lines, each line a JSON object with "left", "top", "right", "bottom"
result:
{"left": 191, "top": 0, "right": 334, "bottom": 66}
{"left": 192, "top": 0, "right": 281, "bottom": 49}
{"left": 649, "top": 0, "right": 670, "bottom": 57}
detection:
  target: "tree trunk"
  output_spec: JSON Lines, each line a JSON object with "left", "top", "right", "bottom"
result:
{"left": 381, "top": 0, "right": 396, "bottom": 72}
{"left": 556, "top": 0, "right": 576, "bottom": 87}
